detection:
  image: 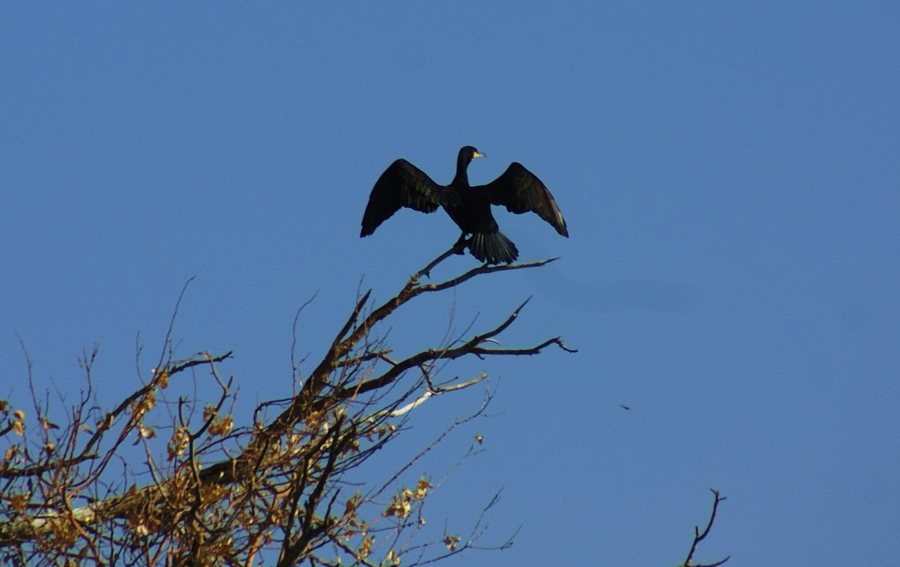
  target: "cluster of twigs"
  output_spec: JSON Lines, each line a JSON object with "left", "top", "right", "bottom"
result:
{"left": 0, "top": 246, "right": 730, "bottom": 567}
{"left": 0, "top": 247, "right": 573, "bottom": 566}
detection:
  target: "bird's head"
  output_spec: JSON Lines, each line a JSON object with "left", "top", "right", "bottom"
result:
{"left": 458, "top": 146, "right": 486, "bottom": 169}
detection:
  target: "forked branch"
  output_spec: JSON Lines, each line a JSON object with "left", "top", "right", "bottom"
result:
{"left": 681, "top": 489, "right": 729, "bottom": 567}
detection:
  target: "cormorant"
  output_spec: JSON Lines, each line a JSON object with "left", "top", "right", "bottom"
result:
{"left": 360, "top": 146, "right": 568, "bottom": 264}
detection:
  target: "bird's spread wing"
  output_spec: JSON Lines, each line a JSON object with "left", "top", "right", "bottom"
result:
{"left": 482, "top": 163, "right": 568, "bottom": 237}
{"left": 361, "top": 159, "right": 444, "bottom": 236}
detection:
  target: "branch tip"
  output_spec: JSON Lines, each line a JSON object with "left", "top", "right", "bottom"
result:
{"left": 681, "top": 489, "right": 729, "bottom": 567}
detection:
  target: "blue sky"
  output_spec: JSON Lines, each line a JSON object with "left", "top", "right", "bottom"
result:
{"left": 2, "top": 2, "right": 898, "bottom": 565}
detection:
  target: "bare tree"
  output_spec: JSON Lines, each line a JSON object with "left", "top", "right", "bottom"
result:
{"left": 0, "top": 247, "right": 728, "bottom": 566}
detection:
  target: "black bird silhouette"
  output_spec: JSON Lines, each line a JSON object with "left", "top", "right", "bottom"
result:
{"left": 360, "top": 146, "right": 568, "bottom": 264}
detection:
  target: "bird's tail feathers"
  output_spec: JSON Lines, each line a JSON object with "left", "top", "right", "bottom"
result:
{"left": 468, "top": 232, "right": 518, "bottom": 265}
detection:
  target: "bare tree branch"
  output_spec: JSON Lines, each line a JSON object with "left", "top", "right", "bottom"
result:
{"left": 681, "top": 489, "right": 730, "bottom": 567}
{"left": 0, "top": 248, "right": 575, "bottom": 567}
{"left": 0, "top": 245, "right": 722, "bottom": 567}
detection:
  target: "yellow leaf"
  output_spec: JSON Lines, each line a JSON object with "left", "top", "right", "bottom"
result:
{"left": 359, "top": 535, "right": 374, "bottom": 558}
{"left": 4, "top": 446, "right": 18, "bottom": 462}
{"left": 415, "top": 477, "right": 432, "bottom": 499}
{"left": 344, "top": 493, "right": 360, "bottom": 518}
{"left": 443, "top": 535, "right": 460, "bottom": 551}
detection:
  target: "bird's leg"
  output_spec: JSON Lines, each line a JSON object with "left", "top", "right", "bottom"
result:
{"left": 453, "top": 233, "right": 469, "bottom": 255}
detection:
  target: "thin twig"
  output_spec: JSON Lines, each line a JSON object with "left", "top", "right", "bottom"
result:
{"left": 682, "top": 489, "right": 730, "bottom": 567}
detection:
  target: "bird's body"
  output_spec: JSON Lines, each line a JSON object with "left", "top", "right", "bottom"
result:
{"left": 361, "top": 146, "right": 567, "bottom": 264}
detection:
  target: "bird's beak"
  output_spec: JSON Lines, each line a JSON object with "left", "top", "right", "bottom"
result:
{"left": 473, "top": 151, "right": 486, "bottom": 159}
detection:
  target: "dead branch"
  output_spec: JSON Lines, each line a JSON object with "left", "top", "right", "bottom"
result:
{"left": 680, "top": 488, "right": 730, "bottom": 567}
{"left": 0, "top": 247, "right": 573, "bottom": 567}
